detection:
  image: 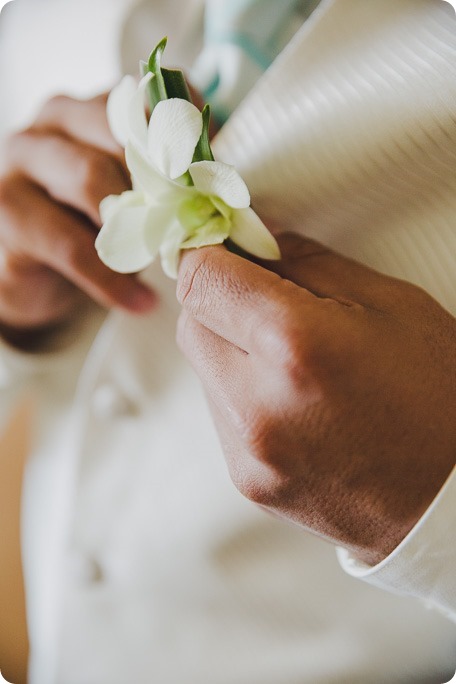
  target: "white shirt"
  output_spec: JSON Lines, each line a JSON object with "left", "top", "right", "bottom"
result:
{"left": 0, "top": 1, "right": 456, "bottom": 682}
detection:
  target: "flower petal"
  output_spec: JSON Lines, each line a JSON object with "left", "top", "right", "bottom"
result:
{"left": 229, "top": 207, "right": 281, "bottom": 260}
{"left": 181, "top": 216, "right": 230, "bottom": 250}
{"left": 125, "top": 142, "right": 191, "bottom": 202}
{"left": 148, "top": 99, "right": 203, "bottom": 179}
{"left": 209, "top": 195, "right": 232, "bottom": 221}
{"left": 189, "top": 161, "right": 250, "bottom": 209}
{"left": 159, "top": 221, "right": 188, "bottom": 279}
{"left": 128, "top": 72, "right": 154, "bottom": 150}
{"left": 143, "top": 203, "right": 177, "bottom": 256}
{"left": 99, "top": 190, "right": 145, "bottom": 223}
{"left": 106, "top": 75, "right": 137, "bottom": 147}
{"left": 95, "top": 203, "right": 156, "bottom": 273}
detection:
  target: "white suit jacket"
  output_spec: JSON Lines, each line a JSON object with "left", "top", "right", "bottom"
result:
{"left": 0, "top": 1, "right": 455, "bottom": 683}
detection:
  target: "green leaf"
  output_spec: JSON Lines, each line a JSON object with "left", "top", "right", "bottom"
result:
{"left": 162, "top": 68, "right": 192, "bottom": 102}
{"left": 142, "top": 40, "right": 191, "bottom": 114}
{"left": 180, "top": 216, "right": 230, "bottom": 249}
{"left": 140, "top": 61, "right": 161, "bottom": 113}
{"left": 141, "top": 37, "right": 209, "bottom": 161}
{"left": 192, "top": 105, "right": 215, "bottom": 163}
{"left": 148, "top": 37, "right": 168, "bottom": 101}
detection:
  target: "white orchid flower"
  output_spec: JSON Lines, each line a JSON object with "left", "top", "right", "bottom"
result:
{"left": 95, "top": 73, "right": 280, "bottom": 278}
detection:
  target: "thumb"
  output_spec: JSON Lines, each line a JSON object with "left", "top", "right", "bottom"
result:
{"left": 265, "top": 232, "right": 386, "bottom": 305}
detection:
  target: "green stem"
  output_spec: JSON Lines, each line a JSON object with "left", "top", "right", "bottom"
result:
{"left": 193, "top": 105, "right": 215, "bottom": 162}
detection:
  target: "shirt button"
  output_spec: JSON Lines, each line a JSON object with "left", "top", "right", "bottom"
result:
{"left": 69, "top": 554, "right": 104, "bottom": 584}
{"left": 91, "top": 383, "right": 138, "bottom": 419}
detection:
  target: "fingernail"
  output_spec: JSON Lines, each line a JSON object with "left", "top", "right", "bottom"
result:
{"left": 126, "top": 286, "right": 157, "bottom": 312}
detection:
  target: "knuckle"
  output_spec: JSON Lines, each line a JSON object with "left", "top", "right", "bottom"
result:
{"left": 177, "top": 248, "right": 253, "bottom": 316}
{"left": 1, "top": 129, "right": 32, "bottom": 169}
{"left": 6, "top": 258, "right": 28, "bottom": 285}
{"left": 78, "top": 151, "right": 106, "bottom": 199}
{"left": 100, "top": 153, "right": 128, "bottom": 191}
{"left": 281, "top": 327, "right": 316, "bottom": 386}
{"left": 233, "top": 471, "right": 269, "bottom": 505}
{"left": 38, "top": 94, "right": 72, "bottom": 121}
{"left": 230, "top": 457, "right": 283, "bottom": 507}
{"left": 245, "top": 416, "right": 275, "bottom": 464}
{"left": 55, "top": 235, "right": 86, "bottom": 271}
{"left": 0, "top": 176, "right": 22, "bottom": 237}
{"left": 0, "top": 175, "right": 14, "bottom": 208}
{"left": 261, "top": 312, "right": 316, "bottom": 387}
{"left": 0, "top": 249, "right": 20, "bottom": 275}
{"left": 233, "top": 407, "right": 279, "bottom": 467}
{"left": 91, "top": 92, "right": 109, "bottom": 106}
{"left": 177, "top": 253, "right": 211, "bottom": 309}
{"left": 0, "top": 176, "right": 29, "bottom": 250}
{"left": 78, "top": 151, "right": 122, "bottom": 208}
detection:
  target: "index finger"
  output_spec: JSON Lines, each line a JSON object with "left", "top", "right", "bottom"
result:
{"left": 34, "top": 93, "right": 124, "bottom": 160}
{"left": 177, "top": 246, "right": 315, "bottom": 353}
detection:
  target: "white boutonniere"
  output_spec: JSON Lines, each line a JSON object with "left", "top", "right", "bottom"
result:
{"left": 95, "top": 38, "right": 280, "bottom": 278}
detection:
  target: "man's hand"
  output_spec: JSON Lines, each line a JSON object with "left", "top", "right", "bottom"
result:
{"left": 176, "top": 233, "right": 456, "bottom": 565}
{"left": 0, "top": 93, "right": 156, "bottom": 348}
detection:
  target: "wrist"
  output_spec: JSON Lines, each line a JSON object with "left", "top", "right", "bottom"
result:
{"left": 350, "top": 455, "right": 456, "bottom": 567}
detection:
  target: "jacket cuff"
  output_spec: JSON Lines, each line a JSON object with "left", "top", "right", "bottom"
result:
{"left": 337, "top": 467, "right": 456, "bottom": 623}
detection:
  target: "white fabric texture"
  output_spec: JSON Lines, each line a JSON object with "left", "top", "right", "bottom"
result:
{"left": 0, "top": 1, "right": 456, "bottom": 683}
{"left": 212, "top": 0, "right": 456, "bottom": 622}
{"left": 338, "top": 466, "right": 456, "bottom": 622}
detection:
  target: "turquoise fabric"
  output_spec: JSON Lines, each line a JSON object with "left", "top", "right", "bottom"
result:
{"left": 205, "top": 0, "right": 304, "bottom": 70}
{"left": 193, "top": 0, "right": 322, "bottom": 122}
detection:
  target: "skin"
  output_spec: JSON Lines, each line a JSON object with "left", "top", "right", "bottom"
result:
{"left": 1, "top": 92, "right": 455, "bottom": 567}
{"left": 0, "top": 93, "right": 156, "bottom": 350}
{"left": 0, "top": 92, "right": 157, "bottom": 679}
{"left": 176, "top": 233, "right": 456, "bottom": 565}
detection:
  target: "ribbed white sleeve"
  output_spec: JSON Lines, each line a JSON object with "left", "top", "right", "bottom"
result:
{"left": 213, "top": 0, "right": 456, "bottom": 615}
{"left": 214, "top": 0, "right": 456, "bottom": 315}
